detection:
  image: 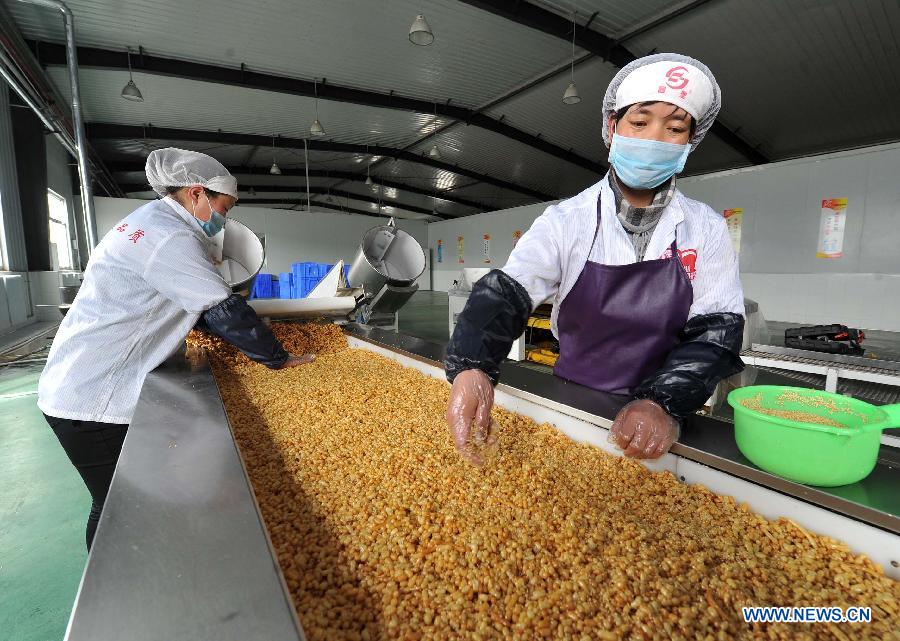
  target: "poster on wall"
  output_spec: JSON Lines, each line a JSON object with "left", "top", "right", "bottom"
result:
{"left": 436, "top": 239, "right": 443, "bottom": 263}
{"left": 722, "top": 208, "right": 743, "bottom": 253}
{"left": 482, "top": 234, "right": 491, "bottom": 264}
{"left": 816, "top": 198, "right": 848, "bottom": 259}
{"left": 513, "top": 230, "right": 523, "bottom": 248}
{"left": 457, "top": 236, "right": 465, "bottom": 264}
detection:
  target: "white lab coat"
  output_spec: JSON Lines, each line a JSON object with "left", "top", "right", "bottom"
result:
{"left": 38, "top": 197, "right": 231, "bottom": 424}
{"left": 502, "top": 174, "right": 744, "bottom": 337}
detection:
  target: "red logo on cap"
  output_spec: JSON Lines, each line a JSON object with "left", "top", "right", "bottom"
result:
{"left": 665, "top": 66, "right": 690, "bottom": 90}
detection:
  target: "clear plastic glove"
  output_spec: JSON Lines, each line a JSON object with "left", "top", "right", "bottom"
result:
{"left": 446, "top": 369, "right": 497, "bottom": 466}
{"left": 280, "top": 353, "right": 316, "bottom": 369}
{"left": 608, "top": 399, "right": 678, "bottom": 459}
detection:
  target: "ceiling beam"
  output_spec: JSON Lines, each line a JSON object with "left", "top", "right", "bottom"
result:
{"left": 31, "top": 40, "right": 606, "bottom": 174}
{"left": 455, "top": 0, "right": 769, "bottom": 164}
{"left": 86, "top": 122, "right": 554, "bottom": 201}
{"left": 118, "top": 183, "right": 452, "bottom": 219}
{"left": 235, "top": 198, "right": 439, "bottom": 221}
{"left": 105, "top": 161, "right": 487, "bottom": 211}
{"left": 611, "top": 0, "right": 716, "bottom": 44}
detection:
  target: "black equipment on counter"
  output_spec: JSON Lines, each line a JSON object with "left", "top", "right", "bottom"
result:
{"left": 784, "top": 324, "right": 866, "bottom": 356}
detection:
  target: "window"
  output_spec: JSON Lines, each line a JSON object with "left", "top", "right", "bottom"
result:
{"left": 47, "top": 189, "right": 73, "bottom": 270}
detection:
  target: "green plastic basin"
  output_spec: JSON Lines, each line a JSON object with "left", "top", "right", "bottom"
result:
{"left": 726, "top": 386, "right": 900, "bottom": 487}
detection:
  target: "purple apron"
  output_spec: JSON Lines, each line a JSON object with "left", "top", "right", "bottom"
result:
{"left": 554, "top": 194, "right": 693, "bottom": 395}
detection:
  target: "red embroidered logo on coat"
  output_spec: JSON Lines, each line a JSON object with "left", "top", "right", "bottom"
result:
{"left": 661, "top": 248, "right": 698, "bottom": 280}
{"left": 128, "top": 229, "right": 145, "bottom": 244}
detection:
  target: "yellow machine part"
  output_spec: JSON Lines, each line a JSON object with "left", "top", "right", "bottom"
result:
{"left": 526, "top": 348, "right": 558, "bottom": 366}
{"left": 526, "top": 317, "right": 552, "bottom": 331}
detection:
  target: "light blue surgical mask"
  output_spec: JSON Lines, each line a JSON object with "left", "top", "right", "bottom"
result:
{"left": 195, "top": 193, "right": 226, "bottom": 237}
{"left": 608, "top": 133, "right": 691, "bottom": 190}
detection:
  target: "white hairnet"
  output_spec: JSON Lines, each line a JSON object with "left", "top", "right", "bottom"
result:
{"left": 602, "top": 53, "right": 721, "bottom": 151}
{"left": 145, "top": 148, "right": 239, "bottom": 199}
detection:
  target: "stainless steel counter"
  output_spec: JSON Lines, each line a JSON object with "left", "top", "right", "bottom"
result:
{"left": 64, "top": 348, "right": 305, "bottom": 641}
{"left": 343, "top": 323, "right": 900, "bottom": 535}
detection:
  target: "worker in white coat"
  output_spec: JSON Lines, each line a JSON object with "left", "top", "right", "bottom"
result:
{"left": 445, "top": 54, "right": 745, "bottom": 465}
{"left": 38, "top": 148, "right": 314, "bottom": 549}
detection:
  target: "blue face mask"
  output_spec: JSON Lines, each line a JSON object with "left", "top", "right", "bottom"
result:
{"left": 608, "top": 133, "right": 691, "bottom": 190}
{"left": 195, "top": 194, "right": 226, "bottom": 237}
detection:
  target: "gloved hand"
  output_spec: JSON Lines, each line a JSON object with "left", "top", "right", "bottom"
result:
{"left": 446, "top": 369, "right": 497, "bottom": 466}
{"left": 280, "top": 353, "right": 316, "bottom": 368}
{"left": 608, "top": 399, "right": 679, "bottom": 459}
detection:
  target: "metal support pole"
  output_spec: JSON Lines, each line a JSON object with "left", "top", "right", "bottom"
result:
{"left": 17, "top": 0, "right": 98, "bottom": 253}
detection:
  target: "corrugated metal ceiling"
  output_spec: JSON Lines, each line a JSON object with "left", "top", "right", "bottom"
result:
{"left": 12, "top": 0, "right": 574, "bottom": 107}
{"left": 485, "top": 56, "right": 617, "bottom": 163}
{"left": 409, "top": 124, "right": 602, "bottom": 198}
{"left": 7, "top": 0, "right": 899, "bottom": 217}
{"left": 626, "top": 0, "right": 900, "bottom": 159}
{"left": 531, "top": 0, "right": 683, "bottom": 37}
{"left": 46, "top": 67, "right": 454, "bottom": 149}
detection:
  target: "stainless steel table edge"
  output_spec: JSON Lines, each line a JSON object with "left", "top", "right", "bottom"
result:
{"left": 205, "top": 350, "right": 309, "bottom": 640}
{"left": 343, "top": 324, "right": 900, "bottom": 536}
{"left": 63, "top": 347, "right": 306, "bottom": 641}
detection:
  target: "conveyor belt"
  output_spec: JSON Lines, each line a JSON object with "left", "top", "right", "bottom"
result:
{"left": 760, "top": 366, "right": 900, "bottom": 405}
{"left": 741, "top": 348, "right": 900, "bottom": 378}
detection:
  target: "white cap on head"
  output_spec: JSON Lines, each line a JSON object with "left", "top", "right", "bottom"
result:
{"left": 602, "top": 53, "right": 722, "bottom": 150}
{"left": 145, "top": 148, "right": 239, "bottom": 200}
{"left": 615, "top": 60, "right": 714, "bottom": 122}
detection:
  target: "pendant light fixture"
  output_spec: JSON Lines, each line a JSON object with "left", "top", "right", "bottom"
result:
{"left": 562, "top": 12, "right": 581, "bottom": 105}
{"left": 428, "top": 102, "right": 442, "bottom": 159}
{"left": 310, "top": 79, "right": 326, "bottom": 136}
{"left": 409, "top": 14, "right": 434, "bottom": 46}
{"left": 365, "top": 146, "right": 374, "bottom": 185}
{"left": 270, "top": 134, "right": 282, "bottom": 175}
{"left": 121, "top": 47, "right": 144, "bottom": 102}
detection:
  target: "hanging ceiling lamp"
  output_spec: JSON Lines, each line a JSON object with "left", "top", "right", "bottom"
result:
{"left": 408, "top": 14, "right": 434, "bottom": 46}
{"left": 365, "top": 149, "right": 374, "bottom": 185}
{"left": 270, "top": 134, "right": 282, "bottom": 175}
{"left": 310, "top": 79, "right": 326, "bottom": 136}
{"left": 121, "top": 48, "right": 144, "bottom": 102}
{"left": 562, "top": 12, "right": 581, "bottom": 105}
{"left": 427, "top": 102, "right": 441, "bottom": 159}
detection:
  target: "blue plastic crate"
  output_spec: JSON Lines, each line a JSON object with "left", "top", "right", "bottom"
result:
{"left": 251, "top": 273, "right": 274, "bottom": 299}
{"left": 279, "top": 273, "right": 293, "bottom": 299}
{"left": 290, "top": 262, "right": 332, "bottom": 297}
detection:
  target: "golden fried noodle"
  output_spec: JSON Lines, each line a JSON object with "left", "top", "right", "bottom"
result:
{"left": 192, "top": 324, "right": 898, "bottom": 641}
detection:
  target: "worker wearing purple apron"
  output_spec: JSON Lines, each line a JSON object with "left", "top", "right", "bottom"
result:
{"left": 445, "top": 54, "right": 745, "bottom": 464}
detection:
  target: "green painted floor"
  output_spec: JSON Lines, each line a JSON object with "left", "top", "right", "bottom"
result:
{"left": 0, "top": 356, "right": 89, "bottom": 641}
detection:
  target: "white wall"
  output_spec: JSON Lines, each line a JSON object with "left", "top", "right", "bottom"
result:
{"left": 678, "top": 143, "right": 900, "bottom": 331}
{"left": 93, "top": 198, "right": 431, "bottom": 290}
{"left": 425, "top": 142, "right": 900, "bottom": 332}
{"left": 427, "top": 202, "right": 552, "bottom": 292}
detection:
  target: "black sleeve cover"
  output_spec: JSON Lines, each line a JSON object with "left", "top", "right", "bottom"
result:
{"left": 633, "top": 312, "right": 745, "bottom": 418}
{"left": 200, "top": 294, "right": 290, "bottom": 369}
{"left": 444, "top": 269, "right": 532, "bottom": 385}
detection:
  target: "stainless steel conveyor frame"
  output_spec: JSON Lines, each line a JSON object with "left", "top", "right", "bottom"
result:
{"left": 62, "top": 326, "right": 900, "bottom": 640}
